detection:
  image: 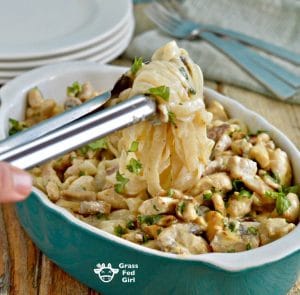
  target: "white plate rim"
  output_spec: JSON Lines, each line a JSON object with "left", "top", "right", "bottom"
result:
{"left": 0, "top": 15, "right": 134, "bottom": 71}
{"left": 0, "top": 0, "right": 132, "bottom": 60}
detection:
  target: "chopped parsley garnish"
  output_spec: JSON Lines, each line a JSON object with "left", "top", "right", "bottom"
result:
{"left": 87, "top": 138, "right": 108, "bottom": 150}
{"left": 114, "top": 171, "right": 129, "bottom": 194}
{"left": 239, "top": 189, "right": 252, "bottom": 198}
{"left": 179, "top": 66, "right": 189, "bottom": 80}
{"left": 282, "top": 184, "right": 300, "bottom": 196}
{"left": 167, "top": 188, "right": 174, "bottom": 197}
{"left": 128, "top": 141, "right": 139, "bottom": 152}
{"left": 228, "top": 222, "right": 236, "bottom": 232}
{"left": 148, "top": 85, "right": 170, "bottom": 101}
{"left": 126, "top": 220, "right": 136, "bottom": 230}
{"left": 96, "top": 213, "right": 105, "bottom": 219}
{"left": 177, "top": 201, "right": 186, "bottom": 214}
{"left": 265, "top": 171, "right": 280, "bottom": 184}
{"left": 79, "top": 171, "right": 85, "bottom": 176}
{"left": 67, "top": 81, "right": 82, "bottom": 97}
{"left": 247, "top": 227, "right": 258, "bottom": 235}
{"left": 78, "top": 138, "right": 107, "bottom": 154}
{"left": 138, "top": 214, "right": 161, "bottom": 225}
{"left": 131, "top": 57, "right": 143, "bottom": 75}
{"left": 265, "top": 190, "right": 291, "bottom": 215}
{"left": 114, "top": 225, "right": 127, "bottom": 237}
{"left": 203, "top": 192, "right": 212, "bottom": 201}
{"left": 8, "top": 118, "right": 27, "bottom": 136}
{"left": 126, "top": 158, "right": 142, "bottom": 175}
{"left": 232, "top": 179, "right": 244, "bottom": 191}
{"left": 246, "top": 243, "right": 252, "bottom": 251}
{"left": 168, "top": 110, "right": 176, "bottom": 126}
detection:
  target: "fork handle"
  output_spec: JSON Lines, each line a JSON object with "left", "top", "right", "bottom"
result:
{"left": 0, "top": 95, "right": 156, "bottom": 170}
{"left": 200, "top": 32, "right": 297, "bottom": 100}
{"left": 205, "top": 25, "right": 300, "bottom": 66}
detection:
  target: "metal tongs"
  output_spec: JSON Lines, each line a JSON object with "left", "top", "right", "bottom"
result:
{"left": 0, "top": 92, "right": 156, "bottom": 170}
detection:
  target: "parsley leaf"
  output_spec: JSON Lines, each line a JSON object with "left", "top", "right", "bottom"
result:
{"left": 177, "top": 201, "right": 186, "bottom": 214}
{"left": 167, "top": 188, "right": 174, "bottom": 197}
{"left": 276, "top": 194, "right": 291, "bottom": 215}
{"left": 188, "top": 88, "right": 196, "bottom": 95}
{"left": 203, "top": 192, "right": 212, "bottom": 201}
{"left": 138, "top": 214, "right": 162, "bottom": 225}
{"left": 114, "top": 171, "right": 129, "bottom": 194}
{"left": 232, "top": 179, "right": 244, "bottom": 191}
{"left": 128, "top": 141, "right": 139, "bottom": 152}
{"left": 148, "top": 85, "right": 170, "bottom": 101}
{"left": 239, "top": 189, "right": 252, "bottom": 198}
{"left": 8, "top": 118, "right": 27, "bottom": 136}
{"left": 228, "top": 222, "right": 236, "bottom": 232}
{"left": 126, "top": 158, "right": 142, "bottom": 175}
{"left": 265, "top": 190, "right": 291, "bottom": 214}
{"left": 67, "top": 81, "right": 82, "bottom": 97}
{"left": 114, "top": 225, "right": 127, "bottom": 237}
{"left": 246, "top": 243, "right": 252, "bottom": 250}
{"left": 87, "top": 138, "right": 108, "bottom": 150}
{"left": 168, "top": 110, "right": 176, "bottom": 126}
{"left": 131, "top": 57, "right": 143, "bottom": 75}
{"left": 247, "top": 227, "right": 258, "bottom": 235}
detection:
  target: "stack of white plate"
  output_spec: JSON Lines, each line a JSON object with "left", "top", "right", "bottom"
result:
{"left": 0, "top": 0, "right": 134, "bottom": 84}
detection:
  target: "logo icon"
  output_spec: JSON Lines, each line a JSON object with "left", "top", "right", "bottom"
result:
{"left": 93, "top": 263, "right": 119, "bottom": 283}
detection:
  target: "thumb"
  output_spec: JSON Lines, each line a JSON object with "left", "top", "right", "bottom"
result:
{"left": 0, "top": 162, "right": 32, "bottom": 203}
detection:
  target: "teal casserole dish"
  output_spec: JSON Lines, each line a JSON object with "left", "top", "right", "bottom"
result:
{"left": 0, "top": 62, "right": 299, "bottom": 295}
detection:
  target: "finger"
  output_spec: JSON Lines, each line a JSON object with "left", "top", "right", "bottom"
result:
{"left": 0, "top": 162, "right": 32, "bottom": 203}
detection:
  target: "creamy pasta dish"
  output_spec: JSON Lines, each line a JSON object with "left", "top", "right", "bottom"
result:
{"left": 10, "top": 42, "right": 299, "bottom": 254}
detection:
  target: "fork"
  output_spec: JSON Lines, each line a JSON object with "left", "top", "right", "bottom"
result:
{"left": 145, "top": 2, "right": 299, "bottom": 100}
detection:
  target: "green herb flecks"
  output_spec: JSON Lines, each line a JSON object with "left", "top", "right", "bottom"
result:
{"left": 246, "top": 243, "right": 252, "bottom": 251}
{"left": 168, "top": 110, "right": 176, "bottom": 126}
{"left": 239, "top": 189, "right": 252, "bottom": 199}
{"left": 177, "top": 201, "right": 186, "bottom": 215}
{"left": 138, "top": 214, "right": 162, "bottom": 225}
{"left": 203, "top": 192, "right": 212, "bottom": 201}
{"left": 148, "top": 85, "right": 170, "bottom": 102}
{"left": 247, "top": 227, "right": 258, "bottom": 235}
{"left": 114, "top": 171, "right": 129, "bottom": 194}
{"left": 128, "top": 141, "right": 139, "bottom": 152}
{"left": 67, "top": 81, "right": 82, "bottom": 97}
{"left": 228, "top": 222, "right": 237, "bottom": 232}
{"left": 114, "top": 225, "right": 127, "bottom": 237}
{"left": 167, "top": 188, "right": 174, "bottom": 197}
{"left": 126, "top": 158, "right": 142, "bottom": 175}
{"left": 265, "top": 190, "right": 291, "bottom": 215}
{"left": 8, "top": 118, "right": 27, "bottom": 136}
{"left": 87, "top": 138, "right": 108, "bottom": 150}
{"left": 131, "top": 57, "right": 143, "bottom": 75}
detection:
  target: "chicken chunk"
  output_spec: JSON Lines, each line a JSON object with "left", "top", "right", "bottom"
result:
{"left": 79, "top": 200, "right": 111, "bottom": 215}
{"left": 259, "top": 218, "right": 295, "bottom": 245}
{"left": 227, "top": 195, "right": 253, "bottom": 218}
{"left": 138, "top": 197, "right": 178, "bottom": 215}
{"left": 157, "top": 224, "right": 210, "bottom": 254}
{"left": 231, "top": 139, "right": 252, "bottom": 156}
{"left": 176, "top": 200, "right": 199, "bottom": 222}
{"left": 205, "top": 211, "right": 224, "bottom": 242}
{"left": 249, "top": 143, "right": 270, "bottom": 169}
{"left": 279, "top": 193, "right": 299, "bottom": 223}
{"left": 214, "top": 134, "right": 232, "bottom": 155}
{"left": 269, "top": 149, "right": 292, "bottom": 186}
{"left": 97, "top": 188, "right": 128, "bottom": 209}
{"left": 228, "top": 156, "right": 257, "bottom": 179}
{"left": 193, "top": 172, "right": 232, "bottom": 195}
{"left": 206, "top": 100, "right": 229, "bottom": 121}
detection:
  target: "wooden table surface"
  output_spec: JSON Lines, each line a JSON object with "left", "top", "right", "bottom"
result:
{"left": 1, "top": 4, "right": 300, "bottom": 292}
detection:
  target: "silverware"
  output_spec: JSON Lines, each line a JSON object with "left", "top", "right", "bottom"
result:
{"left": 159, "top": 0, "right": 300, "bottom": 65}
{"left": 0, "top": 95, "right": 156, "bottom": 170}
{"left": 145, "top": 2, "right": 299, "bottom": 99}
{"left": 0, "top": 91, "right": 111, "bottom": 154}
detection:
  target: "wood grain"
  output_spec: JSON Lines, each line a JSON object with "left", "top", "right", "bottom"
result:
{"left": 0, "top": 65, "right": 299, "bottom": 295}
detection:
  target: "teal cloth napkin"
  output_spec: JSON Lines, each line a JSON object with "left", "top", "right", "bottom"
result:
{"left": 127, "top": 0, "right": 300, "bottom": 103}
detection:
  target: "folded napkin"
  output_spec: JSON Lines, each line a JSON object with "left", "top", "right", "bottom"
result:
{"left": 127, "top": 0, "right": 300, "bottom": 103}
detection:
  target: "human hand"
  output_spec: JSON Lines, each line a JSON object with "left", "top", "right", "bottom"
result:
{"left": 0, "top": 162, "right": 32, "bottom": 203}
